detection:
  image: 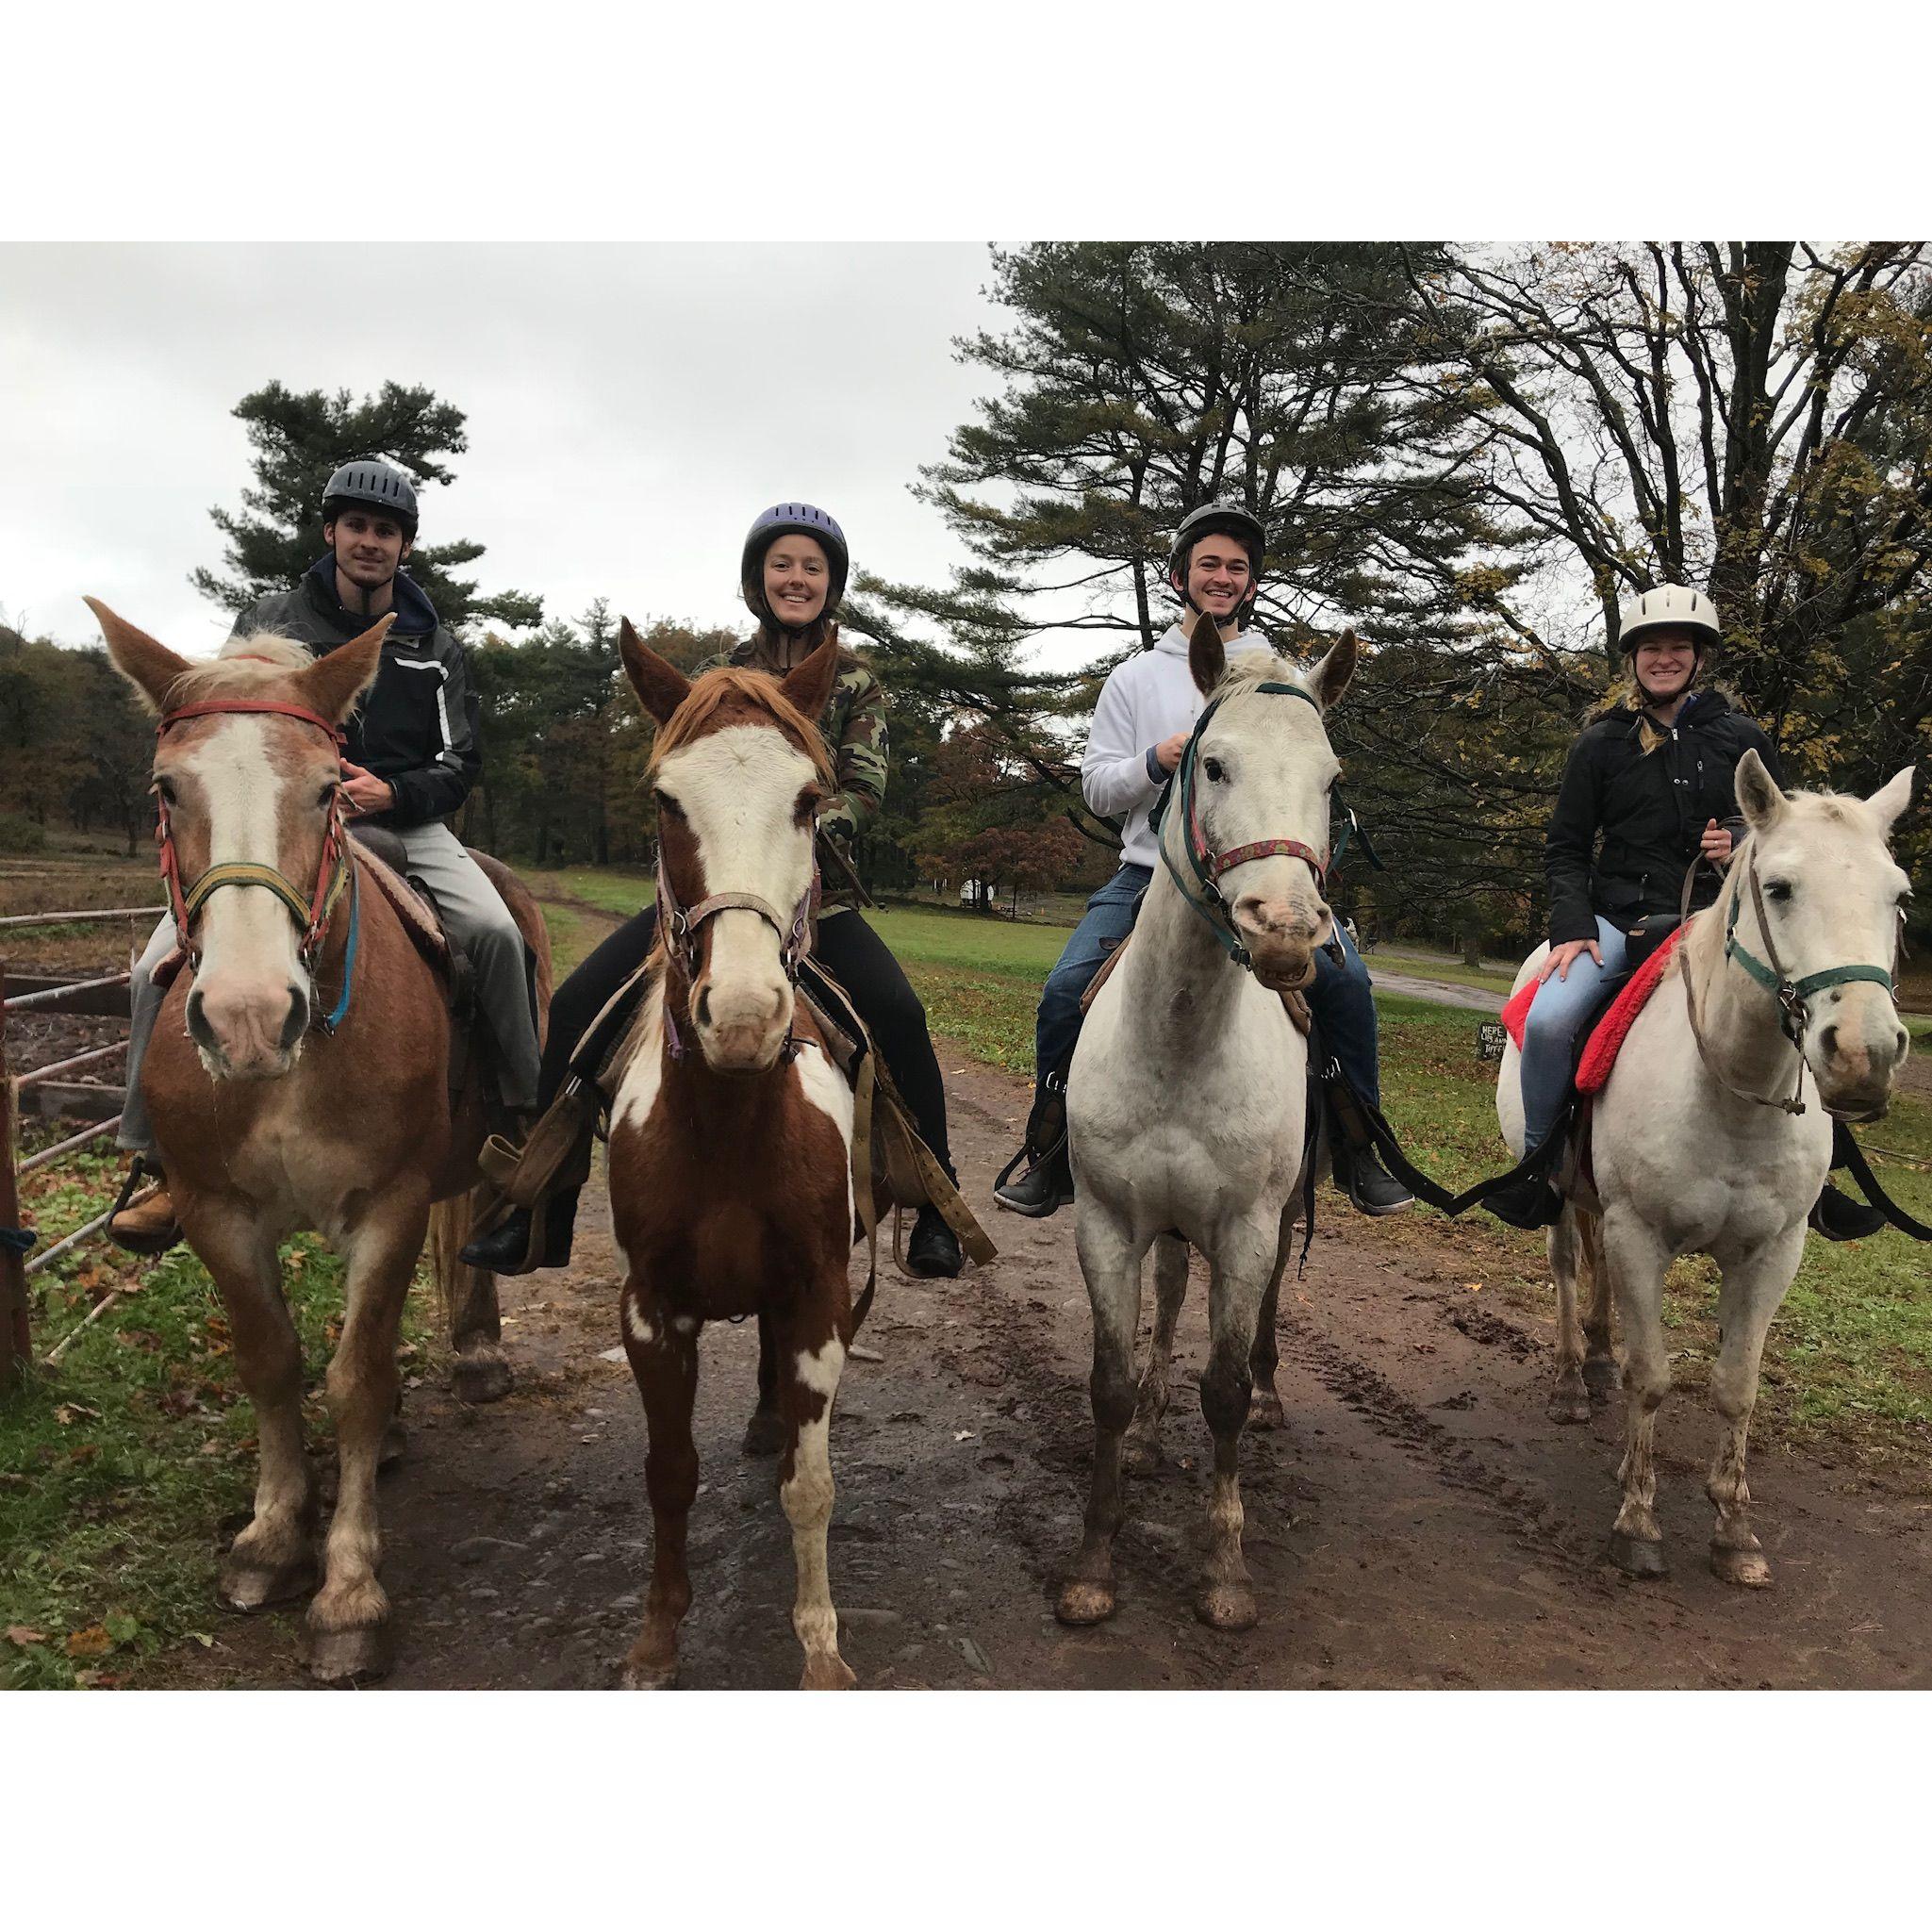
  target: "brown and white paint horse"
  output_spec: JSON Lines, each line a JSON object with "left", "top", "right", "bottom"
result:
{"left": 606, "top": 619, "right": 862, "bottom": 1690}
{"left": 92, "top": 602, "right": 551, "bottom": 1683}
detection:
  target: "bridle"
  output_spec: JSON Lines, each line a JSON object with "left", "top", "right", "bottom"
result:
{"left": 152, "top": 686, "right": 360, "bottom": 1034}
{"left": 1677, "top": 845, "right": 1901, "bottom": 1115}
{"left": 1154, "top": 679, "right": 1362, "bottom": 975}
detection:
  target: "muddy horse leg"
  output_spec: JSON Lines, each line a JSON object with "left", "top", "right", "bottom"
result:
{"left": 1546, "top": 1205, "right": 1592, "bottom": 1424}
{"left": 743, "top": 1309, "right": 785, "bottom": 1457}
{"left": 1247, "top": 1241, "right": 1289, "bottom": 1433}
{"left": 1577, "top": 1210, "right": 1618, "bottom": 1400}
{"left": 306, "top": 1194, "right": 429, "bottom": 1683}
{"left": 1057, "top": 1207, "right": 1148, "bottom": 1626}
{"left": 1706, "top": 1230, "right": 1803, "bottom": 1589}
{"left": 1602, "top": 1210, "right": 1672, "bottom": 1578}
{"left": 441, "top": 1187, "right": 513, "bottom": 1405}
{"left": 1197, "top": 1231, "right": 1272, "bottom": 1631}
{"left": 779, "top": 1300, "right": 856, "bottom": 1690}
{"left": 194, "top": 1205, "right": 319, "bottom": 1611}
{"left": 620, "top": 1279, "right": 699, "bottom": 1689}
{"left": 1123, "top": 1234, "right": 1187, "bottom": 1473}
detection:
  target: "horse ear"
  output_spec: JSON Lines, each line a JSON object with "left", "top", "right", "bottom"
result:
{"left": 1735, "top": 748, "right": 1787, "bottom": 833}
{"left": 779, "top": 627, "right": 840, "bottom": 723}
{"left": 619, "top": 616, "right": 692, "bottom": 725}
{"left": 1864, "top": 764, "right": 1916, "bottom": 838}
{"left": 1187, "top": 608, "right": 1225, "bottom": 697}
{"left": 298, "top": 616, "right": 393, "bottom": 724}
{"left": 84, "top": 597, "right": 190, "bottom": 715}
{"left": 1310, "top": 628, "right": 1358, "bottom": 712}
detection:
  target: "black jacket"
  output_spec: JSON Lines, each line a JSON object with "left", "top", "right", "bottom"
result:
{"left": 231, "top": 558, "right": 480, "bottom": 830}
{"left": 1544, "top": 690, "right": 1785, "bottom": 946}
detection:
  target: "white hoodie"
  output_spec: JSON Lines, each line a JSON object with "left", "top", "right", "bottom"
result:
{"left": 1081, "top": 621, "right": 1274, "bottom": 868}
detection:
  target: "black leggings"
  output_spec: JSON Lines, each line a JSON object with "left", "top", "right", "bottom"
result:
{"left": 540, "top": 904, "right": 952, "bottom": 1171}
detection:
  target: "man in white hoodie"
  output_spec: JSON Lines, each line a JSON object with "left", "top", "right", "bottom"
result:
{"left": 993, "top": 503, "right": 1412, "bottom": 1218}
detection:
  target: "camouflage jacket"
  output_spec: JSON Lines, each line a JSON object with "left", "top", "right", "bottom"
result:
{"left": 718, "top": 635, "right": 888, "bottom": 915}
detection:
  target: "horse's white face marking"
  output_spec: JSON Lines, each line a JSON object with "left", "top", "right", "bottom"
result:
{"left": 656, "top": 724, "right": 817, "bottom": 1069}
{"left": 612, "top": 979, "right": 668, "bottom": 1137}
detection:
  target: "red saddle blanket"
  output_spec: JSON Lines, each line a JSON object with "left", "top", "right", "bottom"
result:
{"left": 1499, "top": 924, "right": 1690, "bottom": 1095}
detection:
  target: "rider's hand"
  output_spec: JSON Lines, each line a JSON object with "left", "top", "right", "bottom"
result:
{"left": 339, "top": 760, "right": 395, "bottom": 817}
{"left": 1153, "top": 733, "right": 1190, "bottom": 775}
{"left": 1541, "top": 938, "right": 1602, "bottom": 983}
{"left": 1699, "top": 817, "right": 1733, "bottom": 866}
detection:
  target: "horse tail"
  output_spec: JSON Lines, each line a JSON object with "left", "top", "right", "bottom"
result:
{"left": 428, "top": 1188, "right": 476, "bottom": 1338}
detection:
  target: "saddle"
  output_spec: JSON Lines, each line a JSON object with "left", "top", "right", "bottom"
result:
{"left": 1499, "top": 916, "right": 1687, "bottom": 1097}
{"left": 1078, "top": 926, "right": 1313, "bottom": 1036}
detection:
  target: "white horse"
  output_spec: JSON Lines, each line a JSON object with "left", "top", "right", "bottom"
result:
{"left": 1499, "top": 751, "right": 1915, "bottom": 1584}
{"left": 1057, "top": 612, "right": 1355, "bottom": 1631}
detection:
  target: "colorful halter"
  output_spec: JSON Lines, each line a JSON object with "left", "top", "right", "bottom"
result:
{"left": 152, "top": 692, "right": 360, "bottom": 1034}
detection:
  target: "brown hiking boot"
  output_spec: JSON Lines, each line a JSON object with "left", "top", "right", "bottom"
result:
{"left": 108, "top": 1168, "right": 183, "bottom": 1256}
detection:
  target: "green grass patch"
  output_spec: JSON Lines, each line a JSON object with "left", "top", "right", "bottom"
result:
{"left": 1, "top": 1142, "right": 435, "bottom": 1689}
{"left": 523, "top": 866, "right": 653, "bottom": 920}
{"left": 1368, "top": 946, "right": 1520, "bottom": 996}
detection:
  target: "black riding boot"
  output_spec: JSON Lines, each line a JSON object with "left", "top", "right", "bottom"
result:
{"left": 905, "top": 1158, "right": 966, "bottom": 1279}
{"left": 459, "top": 1190, "right": 580, "bottom": 1274}
{"left": 1481, "top": 1131, "right": 1566, "bottom": 1230}
{"left": 992, "top": 1068, "right": 1074, "bottom": 1218}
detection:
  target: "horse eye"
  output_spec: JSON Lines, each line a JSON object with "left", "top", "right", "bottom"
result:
{"left": 795, "top": 785, "right": 825, "bottom": 826}
{"left": 1765, "top": 881, "right": 1793, "bottom": 902}
{"left": 153, "top": 777, "right": 177, "bottom": 805}
{"left": 317, "top": 782, "right": 338, "bottom": 808}
{"left": 653, "top": 790, "right": 684, "bottom": 820}
{"left": 1203, "top": 756, "right": 1226, "bottom": 784}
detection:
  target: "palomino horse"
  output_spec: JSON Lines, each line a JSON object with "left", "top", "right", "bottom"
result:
{"left": 91, "top": 603, "right": 552, "bottom": 1682}
{"left": 605, "top": 619, "right": 861, "bottom": 1691}
{"left": 1058, "top": 612, "right": 1356, "bottom": 1631}
{"left": 1499, "top": 751, "right": 1914, "bottom": 1584}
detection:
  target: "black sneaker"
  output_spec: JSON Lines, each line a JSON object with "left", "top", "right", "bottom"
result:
{"left": 1482, "top": 1171, "right": 1564, "bottom": 1230}
{"left": 905, "top": 1205, "right": 964, "bottom": 1278}
{"left": 1333, "top": 1144, "right": 1413, "bottom": 1216}
{"left": 993, "top": 1141, "right": 1074, "bottom": 1218}
{"left": 1809, "top": 1182, "right": 1886, "bottom": 1243}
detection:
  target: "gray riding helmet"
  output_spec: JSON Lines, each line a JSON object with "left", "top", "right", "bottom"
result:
{"left": 1169, "top": 502, "right": 1266, "bottom": 624}
{"left": 741, "top": 502, "right": 850, "bottom": 629}
{"left": 322, "top": 458, "right": 420, "bottom": 538}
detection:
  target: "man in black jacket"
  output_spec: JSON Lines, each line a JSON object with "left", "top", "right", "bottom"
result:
{"left": 109, "top": 460, "right": 539, "bottom": 1251}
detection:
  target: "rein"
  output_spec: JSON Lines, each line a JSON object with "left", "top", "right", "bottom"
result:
{"left": 1153, "top": 679, "right": 1360, "bottom": 974}
{"left": 1676, "top": 848, "right": 1899, "bottom": 1116}
{"left": 152, "top": 691, "right": 360, "bottom": 1035}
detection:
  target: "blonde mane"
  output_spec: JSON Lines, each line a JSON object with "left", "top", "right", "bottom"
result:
{"left": 648, "top": 667, "right": 836, "bottom": 788}
{"left": 164, "top": 631, "right": 315, "bottom": 709}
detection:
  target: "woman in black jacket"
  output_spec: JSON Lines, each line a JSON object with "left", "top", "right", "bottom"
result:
{"left": 1487, "top": 584, "right": 1854, "bottom": 1230}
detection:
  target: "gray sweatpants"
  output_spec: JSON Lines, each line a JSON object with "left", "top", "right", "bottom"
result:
{"left": 120, "top": 819, "right": 540, "bottom": 1156}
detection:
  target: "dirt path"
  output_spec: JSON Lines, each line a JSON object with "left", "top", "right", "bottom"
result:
{"left": 168, "top": 1045, "right": 1932, "bottom": 1692}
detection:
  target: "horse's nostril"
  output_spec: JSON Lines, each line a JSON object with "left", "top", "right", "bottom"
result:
{"left": 279, "top": 989, "right": 309, "bottom": 1050}
{"left": 1897, "top": 1029, "right": 1910, "bottom": 1061}
{"left": 185, "top": 987, "right": 209, "bottom": 1044}
{"left": 697, "top": 985, "right": 712, "bottom": 1029}
{"left": 1820, "top": 1024, "right": 1838, "bottom": 1059}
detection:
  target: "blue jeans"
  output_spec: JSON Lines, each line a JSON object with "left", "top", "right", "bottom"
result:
{"left": 1520, "top": 916, "right": 1630, "bottom": 1148}
{"left": 1034, "top": 863, "right": 1384, "bottom": 1109}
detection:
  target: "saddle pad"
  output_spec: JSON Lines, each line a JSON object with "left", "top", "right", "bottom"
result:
{"left": 1499, "top": 974, "right": 1538, "bottom": 1050}
{"left": 354, "top": 847, "right": 450, "bottom": 975}
{"left": 1575, "top": 923, "right": 1688, "bottom": 1095}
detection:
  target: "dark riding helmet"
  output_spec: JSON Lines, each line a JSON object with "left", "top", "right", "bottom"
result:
{"left": 322, "top": 458, "right": 420, "bottom": 540}
{"left": 1168, "top": 501, "right": 1265, "bottom": 624}
{"left": 741, "top": 503, "right": 850, "bottom": 630}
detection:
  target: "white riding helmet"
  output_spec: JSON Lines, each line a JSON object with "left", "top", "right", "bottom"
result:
{"left": 1615, "top": 584, "right": 1721, "bottom": 660}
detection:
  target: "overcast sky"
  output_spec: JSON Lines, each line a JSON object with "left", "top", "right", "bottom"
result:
{"left": 3, "top": 242, "right": 1006, "bottom": 659}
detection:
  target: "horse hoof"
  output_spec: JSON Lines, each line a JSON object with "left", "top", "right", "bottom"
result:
{"left": 1711, "top": 1544, "right": 1773, "bottom": 1589}
{"left": 1121, "top": 1432, "right": 1161, "bottom": 1477}
{"left": 1055, "top": 1578, "right": 1116, "bottom": 1626}
{"left": 1196, "top": 1580, "right": 1259, "bottom": 1632}
{"left": 1582, "top": 1357, "right": 1620, "bottom": 1400}
{"left": 742, "top": 1408, "right": 785, "bottom": 1457}
{"left": 801, "top": 1654, "right": 858, "bottom": 1691}
{"left": 1248, "top": 1390, "right": 1286, "bottom": 1433}
{"left": 1608, "top": 1530, "right": 1669, "bottom": 1578}
{"left": 304, "top": 1623, "right": 393, "bottom": 1686}
{"left": 620, "top": 1656, "right": 680, "bottom": 1691}
{"left": 218, "top": 1553, "right": 319, "bottom": 1611}
{"left": 453, "top": 1352, "right": 513, "bottom": 1405}
{"left": 379, "top": 1420, "right": 407, "bottom": 1469}
{"left": 1546, "top": 1387, "right": 1593, "bottom": 1426}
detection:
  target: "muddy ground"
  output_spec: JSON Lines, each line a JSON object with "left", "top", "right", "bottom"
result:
{"left": 159, "top": 1047, "right": 1932, "bottom": 1693}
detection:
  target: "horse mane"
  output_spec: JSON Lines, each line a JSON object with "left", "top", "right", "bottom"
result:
{"left": 1210, "top": 650, "right": 1313, "bottom": 706}
{"left": 648, "top": 667, "right": 836, "bottom": 788}
{"left": 164, "top": 631, "right": 315, "bottom": 708}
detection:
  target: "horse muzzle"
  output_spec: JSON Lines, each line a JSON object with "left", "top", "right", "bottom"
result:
{"left": 186, "top": 974, "right": 310, "bottom": 1080}
{"left": 1811, "top": 1004, "right": 1910, "bottom": 1123}
{"left": 1233, "top": 893, "right": 1329, "bottom": 992}
{"left": 692, "top": 972, "right": 794, "bottom": 1078}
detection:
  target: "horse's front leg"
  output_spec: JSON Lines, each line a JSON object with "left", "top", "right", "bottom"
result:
{"left": 1123, "top": 1234, "right": 1187, "bottom": 1473}
{"left": 1197, "top": 1219, "right": 1277, "bottom": 1632}
{"left": 620, "top": 1279, "right": 699, "bottom": 1689}
{"left": 779, "top": 1291, "right": 855, "bottom": 1690}
{"left": 1546, "top": 1205, "right": 1592, "bottom": 1424}
{"left": 1057, "top": 1204, "right": 1149, "bottom": 1625}
{"left": 189, "top": 1200, "right": 319, "bottom": 1610}
{"left": 1602, "top": 1208, "right": 1673, "bottom": 1578}
{"left": 1706, "top": 1228, "right": 1805, "bottom": 1589}
{"left": 306, "top": 1190, "right": 430, "bottom": 1683}
{"left": 1247, "top": 1238, "right": 1290, "bottom": 1433}
{"left": 1577, "top": 1209, "right": 1618, "bottom": 1400}
{"left": 743, "top": 1309, "right": 785, "bottom": 1458}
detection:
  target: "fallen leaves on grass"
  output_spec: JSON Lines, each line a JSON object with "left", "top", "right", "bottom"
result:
{"left": 65, "top": 1625, "right": 113, "bottom": 1658}
{"left": 5, "top": 1626, "right": 49, "bottom": 1647}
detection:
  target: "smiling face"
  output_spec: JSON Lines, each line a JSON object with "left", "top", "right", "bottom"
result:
{"left": 762, "top": 535, "right": 830, "bottom": 630}
{"left": 1630, "top": 626, "right": 1699, "bottom": 702}
{"left": 326, "top": 507, "right": 411, "bottom": 594}
{"left": 1173, "top": 533, "right": 1255, "bottom": 623}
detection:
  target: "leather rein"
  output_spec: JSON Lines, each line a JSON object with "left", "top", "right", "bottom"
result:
{"left": 152, "top": 689, "right": 360, "bottom": 1034}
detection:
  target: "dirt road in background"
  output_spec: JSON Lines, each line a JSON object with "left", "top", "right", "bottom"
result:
{"left": 173, "top": 1049, "right": 1932, "bottom": 1692}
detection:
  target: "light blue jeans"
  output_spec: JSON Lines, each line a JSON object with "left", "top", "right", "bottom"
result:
{"left": 1520, "top": 916, "right": 1629, "bottom": 1149}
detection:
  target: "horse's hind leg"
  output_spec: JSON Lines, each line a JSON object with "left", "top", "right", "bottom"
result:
{"left": 195, "top": 1207, "right": 318, "bottom": 1610}
{"left": 1057, "top": 1208, "right": 1148, "bottom": 1626}
{"left": 306, "top": 1195, "right": 429, "bottom": 1683}
{"left": 743, "top": 1311, "right": 785, "bottom": 1458}
{"left": 1603, "top": 1210, "right": 1672, "bottom": 1579}
{"left": 1123, "top": 1235, "right": 1187, "bottom": 1473}
{"left": 779, "top": 1294, "right": 856, "bottom": 1690}
{"left": 620, "top": 1280, "right": 699, "bottom": 1688}
{"left": 1577, "top": 1210, "right": 1618, "bottom": 1400}
{"left": 1197, "top": 1233, "right": 1273, "bottom": 1632}
{"left": 1547, "top": 1206, "right": 1592, "bottom": 1424}
{"left": 1247, "top": 1242, "right": 1290, "bottom": 1433}
{"left": 1705, "top": 1230, "right": 1803, "bottom": 1589}
{"left": 435, "top": 1189, "right": 512, "bottom": 1405}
